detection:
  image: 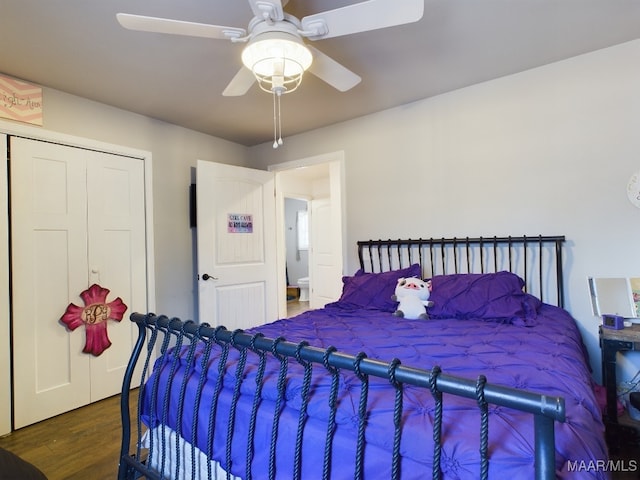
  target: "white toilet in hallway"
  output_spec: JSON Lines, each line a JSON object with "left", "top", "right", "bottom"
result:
{"left": 297, "top": 277, "right": 309, "bottom": 302}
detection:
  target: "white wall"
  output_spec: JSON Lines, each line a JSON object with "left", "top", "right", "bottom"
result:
{"left": 13, "top": 88, "right": 249, "bottom": 320}
{"left": 249, "top": 40, "right": 640, "bottom": 383}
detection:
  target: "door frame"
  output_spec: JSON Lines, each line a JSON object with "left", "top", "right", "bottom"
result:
{"left": 0, "top": 134, "right": 9, "bottom": 435}
{"left": 269, "top": 151, "right": 346, "bottom": 318}
{"left": 0, "top": 119, "right": 156, "bottom": 434}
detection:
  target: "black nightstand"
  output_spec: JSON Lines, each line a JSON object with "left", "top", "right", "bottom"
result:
{"left": 599, "top": 325, "right": 640, "bottom": 461}
{"left": 599, "top": 324, "right": 640, "bottom": 424}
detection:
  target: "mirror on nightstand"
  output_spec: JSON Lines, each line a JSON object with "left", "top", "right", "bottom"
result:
{"left": 589, "top": 276, "right": 640, "bottom": 320}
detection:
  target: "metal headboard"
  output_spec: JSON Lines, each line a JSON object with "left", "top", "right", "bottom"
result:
{"left": 357, "top": 235, "right": 566, "bottom": 308}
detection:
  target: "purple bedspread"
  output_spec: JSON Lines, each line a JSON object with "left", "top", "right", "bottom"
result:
{"left": 142, "top": 302, "right": 609, "bottom": 479}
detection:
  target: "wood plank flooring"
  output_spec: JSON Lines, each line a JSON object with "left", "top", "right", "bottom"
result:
{"left": 0, "top": 392, "right": 137, "bottom": 480}
{"left": 287, "top": 299, "right": 309, "bottom": 317}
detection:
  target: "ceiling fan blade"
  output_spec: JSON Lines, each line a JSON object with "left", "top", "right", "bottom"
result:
{"left": 222, "top": 67, "right": 256, "bottom": 96}
{"left": 307, "top": 46, "right": 361, "bottom": 92}
{"left": 247, "top": 0, "right": 284, "bottom": 22}
{"left": 116, "top": 13, "right": 246, "bottom": 40}
{"left": 301, "top": 0, "right": 424, "bottom": 40}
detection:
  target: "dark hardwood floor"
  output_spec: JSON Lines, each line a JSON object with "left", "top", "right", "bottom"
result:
{"left": 0, "top": 393, "right": 137, "bottom": 480}
{"left": 607, "top": 415, "right": 640, "bottom": 480}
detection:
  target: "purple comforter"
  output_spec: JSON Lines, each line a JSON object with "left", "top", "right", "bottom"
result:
{"left": 142, "top": 302, "right": 608, "bottom": 479}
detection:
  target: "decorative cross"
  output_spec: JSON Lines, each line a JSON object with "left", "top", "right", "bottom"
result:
{"left": 60, "top": 284, "right": 128, "bottom": 356}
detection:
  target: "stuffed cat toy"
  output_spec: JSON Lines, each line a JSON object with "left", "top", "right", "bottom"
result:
{"left": 392, "top": 277, "right": 433, "bottom": 320}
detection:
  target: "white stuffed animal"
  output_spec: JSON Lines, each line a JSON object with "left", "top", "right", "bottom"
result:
{"left": 392, "top": 277, "right": 433, "bottom": 320}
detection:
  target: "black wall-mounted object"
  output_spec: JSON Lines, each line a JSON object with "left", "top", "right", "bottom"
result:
{"left": 189, "top": 184, "right": 197, "bottom": 228}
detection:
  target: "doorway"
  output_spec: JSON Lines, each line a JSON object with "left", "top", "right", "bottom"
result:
{"left": 285, "top": 197, "right": 310, "bottom": 317}
{"left": 272, "top": 152, "right": 345, "bottom": 318}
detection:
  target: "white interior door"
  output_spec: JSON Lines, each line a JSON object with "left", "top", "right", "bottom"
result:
{"left": 309, "top": 198, "right": 342, "bottom": 308}
{"left": 196, "top": 160, "right": 278, "bottom": 330}
{"left": 11, "top": 137, "right": 147, "bottom": 428}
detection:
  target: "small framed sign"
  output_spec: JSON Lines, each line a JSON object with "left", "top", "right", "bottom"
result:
{"left": 0, "top": 74, "right": 43, "bottom": 126}
{"left": 227, "top": 213, "right": 253, "bottom": 233}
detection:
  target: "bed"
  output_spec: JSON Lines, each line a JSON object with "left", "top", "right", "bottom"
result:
{"left": 118, "top": 235, "right": 609, "bottom": 480}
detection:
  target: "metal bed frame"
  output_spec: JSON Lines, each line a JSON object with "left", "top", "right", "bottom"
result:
{"left": 119, "top": 235, "right": 567, "bottom": 480}
{"left": 358, "top": 235, "right": 565, "bottom": 307}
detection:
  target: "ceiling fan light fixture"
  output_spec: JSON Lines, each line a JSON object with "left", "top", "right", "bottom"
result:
{"left": 241, "top": 32, "right": 312, "bottom": 94}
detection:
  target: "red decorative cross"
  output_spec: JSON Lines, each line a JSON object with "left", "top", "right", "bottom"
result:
{"left": 61, "top": 284, "right": 128, "bottom": 356}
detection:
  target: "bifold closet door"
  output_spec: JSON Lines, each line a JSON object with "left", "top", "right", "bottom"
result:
{"left": 85, "top": 151, "right": 146, "bottom": 401}
{"left": 10, "top": 137, "right": 146, "bottom": 428}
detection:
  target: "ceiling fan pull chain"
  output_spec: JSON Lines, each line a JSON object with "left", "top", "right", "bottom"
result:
{"left": 272, "top": 91, "right": 279, "bottom": 149}
{"left": 272, "top": 89, "right": 284, "bottom": 149}
{"left": 277, "top": 92, "right": 283, "bottom": 146}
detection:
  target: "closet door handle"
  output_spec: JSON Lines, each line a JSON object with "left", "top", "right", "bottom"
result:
{"left": 201, "top": 273, "right": 217, "bottom": 281}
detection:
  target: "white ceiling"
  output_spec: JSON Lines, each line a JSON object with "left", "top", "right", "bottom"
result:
{"left": 1, "top": 1, "right": 639, "bottom": 147}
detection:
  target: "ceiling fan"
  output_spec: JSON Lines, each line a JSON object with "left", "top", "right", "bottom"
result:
{"left": 116, "top": 0, "right": 425, "bottom": 97}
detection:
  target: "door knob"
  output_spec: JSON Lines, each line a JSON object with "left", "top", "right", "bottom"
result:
{"left": 201, "top": 273, "right": 217, "bottom": 281}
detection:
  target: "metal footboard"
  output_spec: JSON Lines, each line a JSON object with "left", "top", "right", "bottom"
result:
{"left": 119, "top": 313, "right": 566, "bottom": 480}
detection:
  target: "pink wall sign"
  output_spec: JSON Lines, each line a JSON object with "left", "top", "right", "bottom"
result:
{"left": 0, "top": 74, "right": 43, "bottom": 126}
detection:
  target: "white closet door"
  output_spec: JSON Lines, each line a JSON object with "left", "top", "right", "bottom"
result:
{"left": 11, "top": 138, "right": 147, "bottom": 427}
{"left": 86, "top": 152, "right": 146, "bottom": 400}
{"left": 11, "top": 138, "right": 91, "bottom": 428}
